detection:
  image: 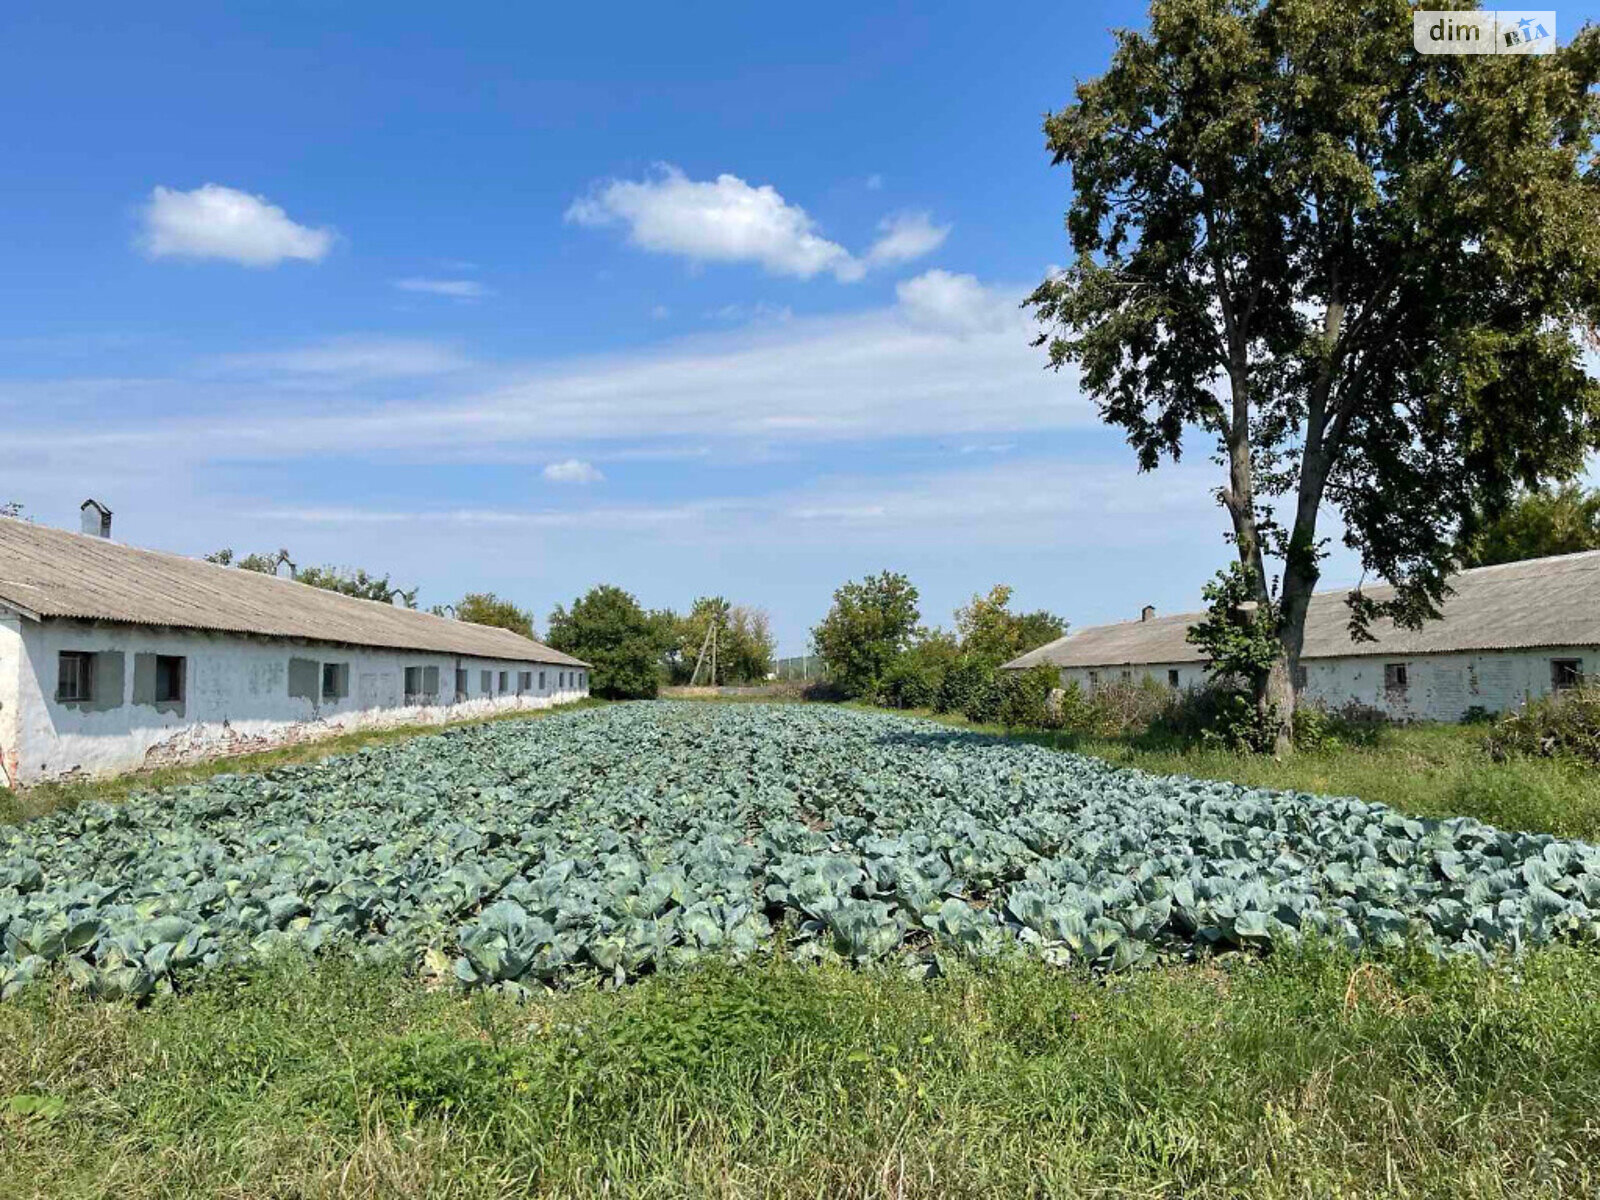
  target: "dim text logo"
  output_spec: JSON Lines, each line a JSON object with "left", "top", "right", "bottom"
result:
{"left": 1414, "top": 10, "right": 1555, "bottom": 54}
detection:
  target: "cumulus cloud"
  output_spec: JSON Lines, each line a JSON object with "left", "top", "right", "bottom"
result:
{"left": 865, "top": 212, "right": 950, "bottom": 266}
{"left": 138, "top": 183, "right": 333, "bottom": 266}
{"left": 565, "top": 165, "right": 863, "bottom": 281}
{"left": 542, "top": 458, "right": 605, "bottom": 484}
{"left": 895, "top": 269, "right": 1010, "bottom": 333}
{"left": 392, "top": 278, "right": 491, "bottom": 299}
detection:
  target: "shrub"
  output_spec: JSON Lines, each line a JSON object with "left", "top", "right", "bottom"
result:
{"left": 958, "top": 673, "right": 1006, "bottom": 725}
{"left": 935, "top": 657, "right": 991, "bottom": 715}
{"left": 1484, "top": 685, "right": 1600, "bottom": 764}
{"left": 878, "top": 635, "right": 960, "bottom": 710}
{"left": 879, "top": 659, "right": 939, "bottom": 710}
{"left": 999, "top": 665, "right": 1059, "bottom": 728}
{"left": 957, "top": 665, "right": 1060, "bottom": 729}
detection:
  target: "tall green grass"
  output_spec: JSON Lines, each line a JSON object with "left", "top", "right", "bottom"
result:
{"left": 3, "top": 947, "right": 1598, "bottom": 1198}
{"left": 887, "top": 708, "right": 1600, "bottom": 842}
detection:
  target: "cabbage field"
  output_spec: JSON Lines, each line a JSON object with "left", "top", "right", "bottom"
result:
{"left": 4, "top": 703, "right": 1599, "bottom": 1000}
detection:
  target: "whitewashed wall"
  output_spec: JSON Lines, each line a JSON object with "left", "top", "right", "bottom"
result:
{"left": 1, "top": 617, "right": 589, "bottom": 785}
{"left": 1055, "top": 662, "right": 1207, "bottom": 695}
{"left": 1054, "top": 647, "right": 1593, "bottom": 722}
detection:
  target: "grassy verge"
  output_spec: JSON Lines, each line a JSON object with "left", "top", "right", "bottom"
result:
{"left": 3, "top": 946, "right": 1598, "bottom": 1198}
{"left": 0, "top": 698, "right": 607, "bottom": 827}
{"left": 872, "top": 706, "right": 1600, "bottom": 842}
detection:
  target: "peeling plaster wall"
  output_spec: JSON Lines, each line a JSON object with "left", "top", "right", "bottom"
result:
{"left": 1055, "top": 647, "right": 1595, "bottom": 722}
{"left": 0, "top": 612, "right": 24, "bottom": 789}
{"left": 10, "top": 619, "right": 589, "bottom": 784}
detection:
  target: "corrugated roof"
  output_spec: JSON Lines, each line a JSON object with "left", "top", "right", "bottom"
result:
{"left": 1004, "top": 550, "right": 1600, "bottom": 670}
{"left": 0, "top": 518, "right": 587, "bottom": 667}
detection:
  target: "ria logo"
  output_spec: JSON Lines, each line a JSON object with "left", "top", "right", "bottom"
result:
{"left": 1414, "top": 10, "right": 1556, "bottom": 54}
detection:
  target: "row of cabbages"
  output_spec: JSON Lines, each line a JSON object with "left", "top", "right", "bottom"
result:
{"left": 3, "top": 703, "right": 1599, "bottom": 999}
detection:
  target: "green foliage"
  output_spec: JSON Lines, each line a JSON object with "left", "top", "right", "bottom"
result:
{"left": 811, "top": 571, "right": 920, "bottom": 699}
{"left": 1187, "top": 564, "right": 1281, "bottom": 690}
{"left": 1030, "top": 0, "right": 1600, "bottom": 698}
{"left": 933, "top": 656, "right": 989, "bottom": 715}
{"left": 667, "top": 597, "right": 776, "bottom": 686}
{"left": 206, "top": 548, "right": 420, "bottom": 607}
{"left": 877, "top": 631, "right": 960, "bottom": 710}
{"left": 1184, "top": 564, "right": 1285, "bottom": 750}
{"left": 546, "top": 585, "right": 660, "bottom": 699}
{"left": 6, "top": 704, "right": 1598, "bottom": 1003}
{"left": 956, "top": 665, "right": 1059, "bottom": 729}
{"left": 953, "top": 585, "right": 1067, "bottom": 668}
{"left": 449, "top": 592, "right": 535, "bottom": 639}
{"left": 1461, "top": 483, "right": 1600, "bottom": 567}
{"left": 293, "top": 565, "right": 419, "bottom": 608}
{"left": 1485, "top": 685, "right": 1600, "bottom": 765}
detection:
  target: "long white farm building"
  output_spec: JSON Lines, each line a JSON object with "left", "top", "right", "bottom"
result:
{"left": 1003, "top": 551, "right": 1599, "bottom": 722}
{"left": 0, "top": 514, "right": 589, "bottom": 786}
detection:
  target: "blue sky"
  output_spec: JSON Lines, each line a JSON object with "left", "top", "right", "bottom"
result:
{"left": 4, "top": 3, "right": 1596, "bottom": 654}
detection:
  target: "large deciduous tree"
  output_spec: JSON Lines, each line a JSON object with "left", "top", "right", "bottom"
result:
{"left": 1030, "top": 0, "right": 1600, "bottom": 751}
{"left": 451, "top": 592, "right": 537, "bottom": 639}
{"left": 546, "top": 585, "right": 662, "bottom": 699}
{"left": 954, "top": 584, "right": 1069, "bottom": 668}
{"left": 669, "top": 596, "right": 777, "bottom": 686}
{"left": 812, "top": 571, "right": 921, "bottom": 699}
{"left": 206, "top": 547, "right": 420, "bottom": 607}
{"left": 1460, "top": 483, "right": 1600, "bottom": 566}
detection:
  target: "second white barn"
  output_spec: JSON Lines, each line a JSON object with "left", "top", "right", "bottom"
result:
{"left": 0, "top": 515, "right": 590, "bottom": 786}
{"left": 1002, "top": 551, "right": 1600, "bottom": 722}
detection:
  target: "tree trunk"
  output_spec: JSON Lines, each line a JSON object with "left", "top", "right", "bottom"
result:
{"left": 1259, "top": 652, "right": 1296, "bottom": 755}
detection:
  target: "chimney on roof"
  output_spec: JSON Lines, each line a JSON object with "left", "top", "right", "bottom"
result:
{"left": 1141, "top": 604, "right": 1156, "bottom": 622}
{"left": 80, "top": 499, "right": 112, "bottom": 539}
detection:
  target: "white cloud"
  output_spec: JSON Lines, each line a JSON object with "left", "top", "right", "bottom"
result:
{"left": 217, "top": 337, "right": 469, "bottom": 378}
{"left": 865, "top": 212, "right": 950, "bottom": 266}
{"left": 542, "top": 458, "right": 605, "bottom": 484}
{"left": 650, "top": 304, "right": 670, "bottom": 320}
{"left": 566, "top": 165, "right": 864, "bottom": 281}
{"left": 865, "top": 173, "right": 885, "bottom": 191}
{"left": 895, "top": 269, "right": 1011, "bottom": 333}
{"left": 393, "top": 278, "right": 491, "bottom": 299}
{"left": 138, "top": 184, "right": 333, "bottom": 266}
{"left": 3, "top": 276, "right": 1067, "bottom": 465}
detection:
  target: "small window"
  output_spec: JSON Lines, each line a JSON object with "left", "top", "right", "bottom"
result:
{"left": 1087, "top": 670, "right": 1099, "bottom": 690}
{"left": 57, "top": 651, "right": 94, "bottom": 702}
{"left": 1384, "top": 662, "right": 1408, "bottom": 694}
{"left": 1120, "top": 669, "right": 1132, "bottom": 682}
{"left": 539, "top": 670, "right": 546, "bottom": 690}
{"left": 404, "top": 666, "right": 424, "bottom": 699}
{"left": 518, "top": 671, "right": 532, "bottom": 694}
{"left": 498, "top": 670, "right": 509, "bottom": 693}
{"left": 1167, "top": 668, "right": 1180, "bottom": 689}
{"left": 1293, "top": 664, "right": 1308, "bottom": 691}
{"left": 154, "top": 655, "right": 185, "bottom": 703}
{"left": 479, "top": 670, "right": 490, "bottom": 694}
{"left": 1552, "top": 659, "right": 1583, "bottom": 691}
{"left": 454, "top": 668, "right": 468, "bottom": 700}
{"left": 321, "top": 662, "right": 348, "bottom": 701}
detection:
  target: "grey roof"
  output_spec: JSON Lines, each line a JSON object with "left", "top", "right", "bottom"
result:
{"left": 1004, "top": 550, "right": 1600, "bottom": 671}
{"left": 0, "top": 518, "right": 587, "bottom": 667}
